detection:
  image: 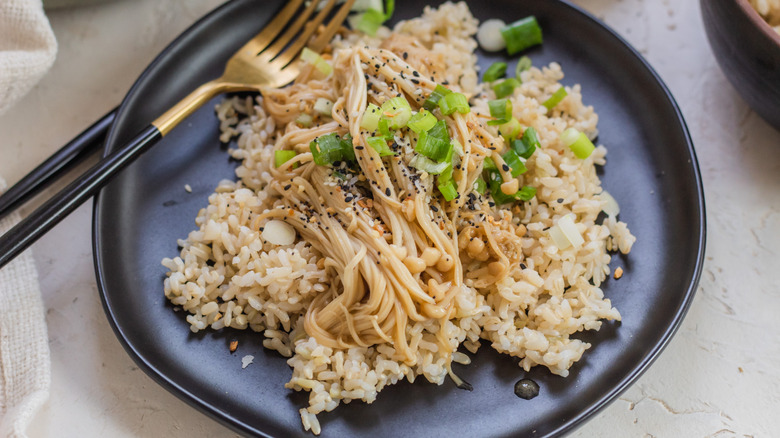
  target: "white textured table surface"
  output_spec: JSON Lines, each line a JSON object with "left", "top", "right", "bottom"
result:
{"left": 1, "top": 0, "right": 778, "bottom": 436}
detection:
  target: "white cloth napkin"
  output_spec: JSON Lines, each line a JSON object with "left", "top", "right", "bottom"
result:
{"left": 0, "top": 0, "right": 56, "bottom": 436}
{"left": 0, "top": 0, "right": 57, "bottom": 115}
{"left": 0, "top": 179, "right": 50, "bottom": 438}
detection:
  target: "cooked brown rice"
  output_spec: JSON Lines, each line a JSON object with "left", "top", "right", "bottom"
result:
{"left": 162, "top": 2, "right": 635, "bottom": 435}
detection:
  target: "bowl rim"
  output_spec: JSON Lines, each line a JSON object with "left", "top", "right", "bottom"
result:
{"left": 734, "top": 0, "right": 780, "bottom": 46}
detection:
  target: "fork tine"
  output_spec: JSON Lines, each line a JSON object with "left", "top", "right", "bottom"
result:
{"left": 308, "top": 0, "right": 357, "bottom": 53}
{"left": 273, "top": 0, "right": 353, "bottom": 67}
{"left": 259, "top": 0, "right": 325, "bottom": 61}
{"left": 233, "top": 0, "right": 305, "bottom": 60}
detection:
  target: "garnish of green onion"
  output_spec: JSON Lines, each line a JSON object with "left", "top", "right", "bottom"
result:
{"left": 274, "top": 150, "right": 297, "bottom": 168}
{"left": 511, "top": 126, "right": 539, "bottom": 158}
{"left": 487, "top": 98, "right": 513, "bottom": 125}
{"left": 415, "top": 121, "right": 452, "bottom": 161}
{"left": 542, "top": 86, "right": 568, "bottom": 110}
{"left": 483, "top": 62, "right": 508, "bottom": 82}
{"left": 366, "top": 136, "right": 396, "bottom": 157}
{"left": 410, "top": 154, "right": 450, "bottom": 175}
{"left": 407, "top": 109, "right": 437, "bottom": 133}
{"left": 381, "top": 96, "right": 412, "bottom": 129}
{"left": 549, "top": 213, "right": 584, "bottom": 250}
{"left": 378, "top": 118, "right": 393, "bottom": 140}
{"left": 486, "top": 170, "right": 513, "bottom": 204}
{"left": 348, "top": 9, "right": 385, "bottom": 36}
{"left": 502, "top": 149, "right": 527, "bottom": 177}
{"left": 516, "top": 185, "right": 537, "bottom": 201}
{"left": 438, "top": 180, "right": 458, "bottom": 201}
{"left": 492, "top": 78, "right": 520, "bottom": 99}
{"left": 500, "top": 16, "right": 543, "bottom": 55}
{"left": 341, "top": 133, "right": 356, "bottom": 161}
{"left": 352, "top": 0, "right": 384, "bottom": 12}
{"left": 438, "top": 147, "right": 455, "bottom": 184}
{"left": 451, "top": 138, "right": 464, "bottom": 157}
{"left": 360, "top": 103, "right": 382, "bottom": 131}
{"left": 300, "top": 47, "right": 333, "bottom": 76}
{"left": 348, "top": 0, "right": 395, "bottom": 36}
{"left": 332, "top": 170, "right": 348, "bottom": 181}
{"left": 314, "top": 98, "right": 334, "bottom": 116}
{"left": 515, "top": 56, "right": 532, "bottom": 77}
{"left": 560, "top": 128, "right": 595, "bottom": 159}
{"left": 310, "top": 133, "right": 344, "bottom": 166}
{"left": 309, "top": 133, "right": 355, "bottom": 165}
{"left": 295, "top": 113, "right": 313, "bottom": 128}
{"left": 498, "top": 118, "right": 523, "bottom": 141}
{"left": 473, "top": 177, "right": 487, "bottom": 195}
{"left": 423, "top": 84, "right": 452, "bottom": 111}
{"left": 439, "top": 92, "right": 470, "bottom": 116}
{"left": 483, "top": 156, "right": 497, "bottom": 171}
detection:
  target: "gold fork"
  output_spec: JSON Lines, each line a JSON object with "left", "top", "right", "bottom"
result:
{"left": 0, "top": 0, "right": 356, "bottom": 269}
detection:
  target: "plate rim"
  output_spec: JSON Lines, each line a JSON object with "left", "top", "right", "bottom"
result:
{"left": 92, "top": 1, "right": 707, "bottom": 436}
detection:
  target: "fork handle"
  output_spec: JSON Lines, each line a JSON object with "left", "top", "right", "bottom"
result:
{"left": 0, "top": 125, "right": 161, "bottom": 269}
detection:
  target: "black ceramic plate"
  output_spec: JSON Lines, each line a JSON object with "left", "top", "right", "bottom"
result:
{"left": 93, "top": 1, "right": 705, "bottom": 436}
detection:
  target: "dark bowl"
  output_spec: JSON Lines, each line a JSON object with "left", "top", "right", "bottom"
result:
{"left": 701, "top": 0, "right": 780, "bottom": 131}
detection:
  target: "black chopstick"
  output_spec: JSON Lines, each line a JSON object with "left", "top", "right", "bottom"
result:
{"left": 0, "top": 121, "right": 163, "bottom": 269}
{"left": 0, "top": 108, "right": 117, "bottom": 221}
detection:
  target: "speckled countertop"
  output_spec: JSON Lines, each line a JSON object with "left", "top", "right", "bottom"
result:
{"left": 1, "top": 0, "right": 778, "bottom": 436}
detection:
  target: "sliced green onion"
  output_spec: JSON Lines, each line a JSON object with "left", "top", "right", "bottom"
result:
{"left": 486, "top": 170, "right": 514, "bottom": 205}
{"left": 295, "top": 113, "right": 313, "bottom": 128}
{"left": 310, "top": 133, "right": 344, "bottom": 166}
{"left": 416, "top": 123, "right": 452, "bottom": 161}
{"left": 309, "top": 133, "right": 355, "bottom": 165}
{"left": 381, "top": 96, "right": 412, "bottom": 129}
{"left": 473, "top": 177, "right": 487, "bottom": 195}
{"left": 349, "top": 9, "right": 385, "bottom": 36}
{"left": 483, "top": 156, "right": 497, "bottom": 172}
{"left": 314, "top": 98, "right": 334, "bottom": 116}
{"left": 451, "top": 138, "right": 464, "bottom": 157}
{"left": 500, "top": 16, "right": 543, "bottom": 55}
{"left": 487, "top": 98, "right": 513, "bottom": 125}
{"left": 515, "top": 56, "right": 532, "bottom": 77}
{"left": 542, "top": 86, "right": 568, "bottom": 110}
{"left": 427, "top": 119, "right": 449, "bottom": 140}
{"left": 332, "top": 170, "right": 348, "bottom": 181}
{"left": 492, "top": 78, "right": 520, "bottom": 99}
{"left": 600, "top": 190, "right": 620, "bottom": 216}
{"left": 438, "top": 147, "right": 455, "bottom": 184}
{"left": 423, "top": 84, "right": 452, "bottom": 111}
{"left": 366, "top": 136, "right": 395, "bottom": 157}
{"left": 352, "top": 0, "right": 384, "bottom": 12}
{"left": 377, "top": 117, "right": 392, "bottom": 140}
{"left": 483, "top": 62, "right": 507, "bottom": 82}
{"left": 300, "top": 47, "right": 332, "bottom": 76}
{"left": 560, "top": 128, "right": 595, "bottom": 159}
{"left": 516, "top": 185, "right": 536, "bottom": 201}
{"left": 384, "top": 0, "right": 395, "bottom": 18}
{"left": 274, "top": 150, "right": 297, "bottom": 168}
{"left": 498, "top": 117, "right": 523, "bottom": 141}
{"left": 300, "top": 47, "right": 319, "bottom": 64}
{"left": 361, "top": 103, "right": 382, "bottom": 131}
{"left": 410, "top": 154, "right": 450, "bottom": 175}
{"left": 502, "top": 149, "right": 527, "bottom": 177}
{"left": 511, "top": 126, "right": 539, "bottom": 158}
{"left": 438, "top": 180, "right": 458, "bottom": 201}
{"left": 407, "top": 109, "right": 437, "bottom": 133}
{"left": 348, "top": 0, "right": 394, "bottom": 36}
{"left": 340, "top": 133, "right": 356, "bottom": 162}
{"left": 439, "top": 92, "right": 470, "bottom": 116}
{"left": 549, "top": 213, "right": 584, "bottom": 250}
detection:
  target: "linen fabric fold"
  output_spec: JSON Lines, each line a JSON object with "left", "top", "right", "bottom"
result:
{"left": 0, "top": 0, "right": 57, "bottom": 115}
